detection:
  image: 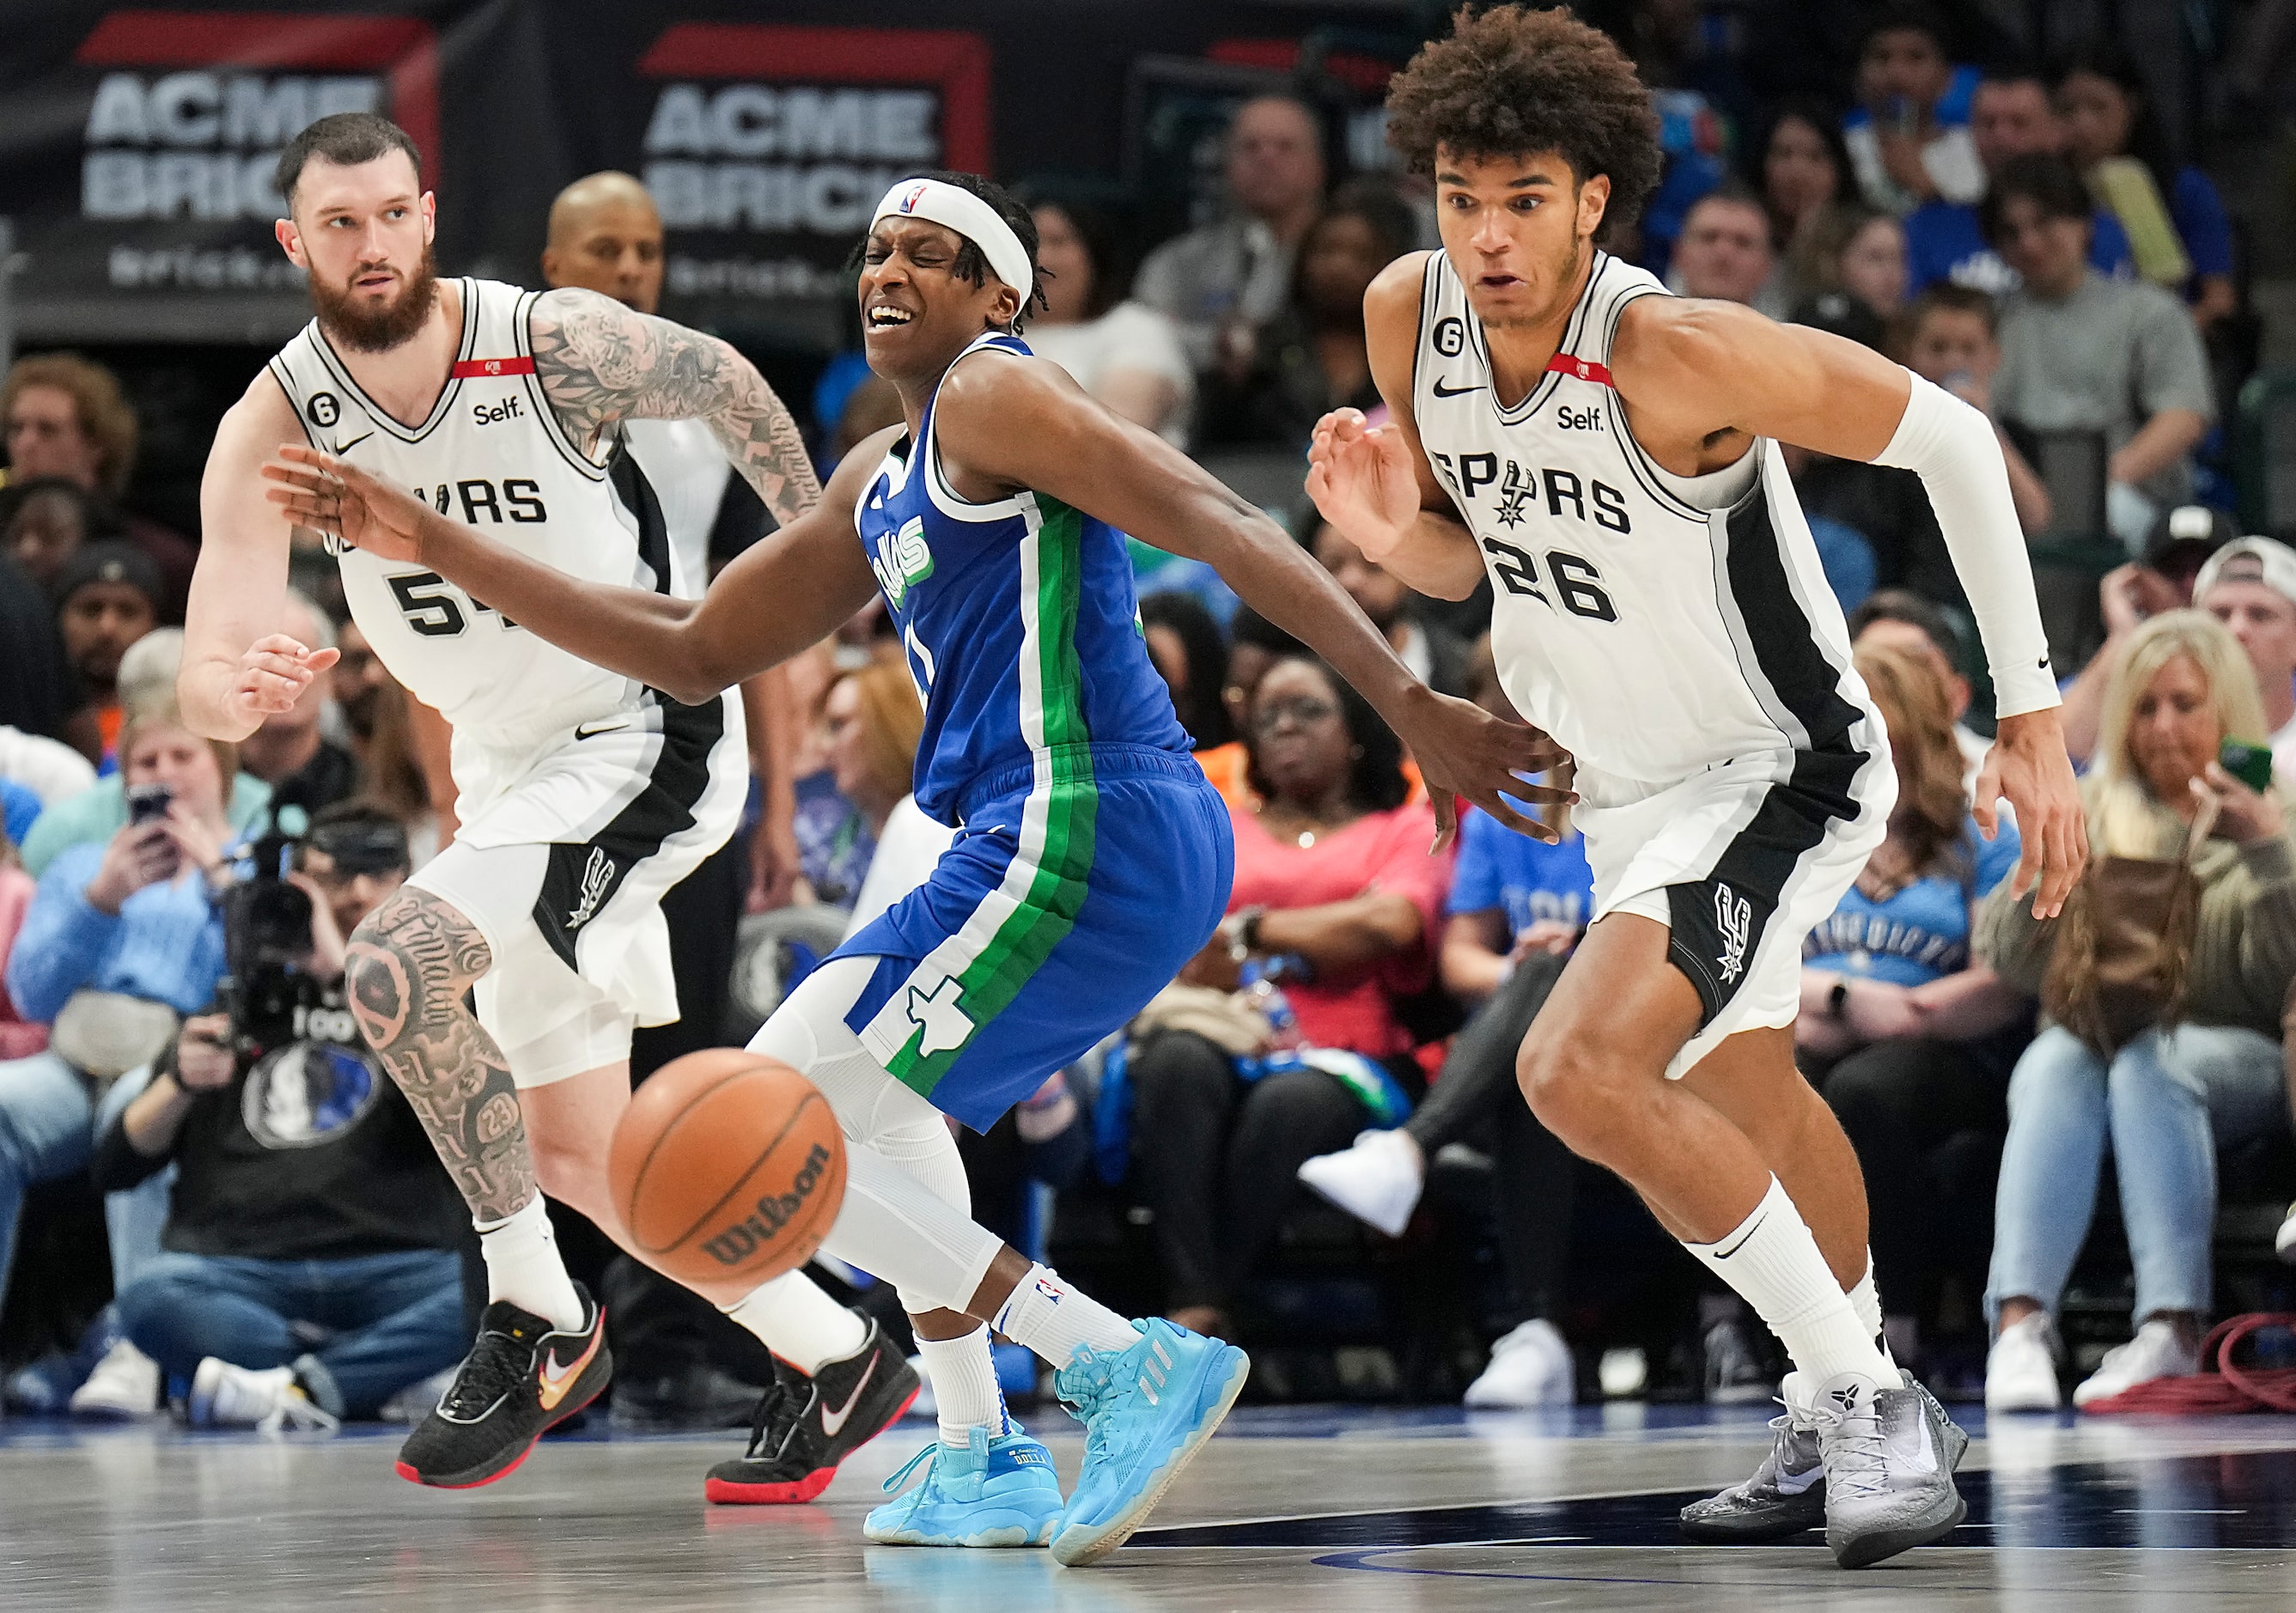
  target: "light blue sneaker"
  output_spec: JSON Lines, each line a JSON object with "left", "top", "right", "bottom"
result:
{"left": 862, "top": 1423, "right": 1064, "bottom": 1548}
{"left": 1049, "top": 1319, "right": 1250, "bottom": 1567}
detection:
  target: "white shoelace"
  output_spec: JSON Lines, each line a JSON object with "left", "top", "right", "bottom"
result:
{"left": 1806, "top": 1399, "right": 1890, "bottom": 1500}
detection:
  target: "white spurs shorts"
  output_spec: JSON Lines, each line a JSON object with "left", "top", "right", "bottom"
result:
{"left": 1574, "top": 728, "right": 1894, "bottom": 1080}
{"left": 407, "top": 693, "right": 745, "bottom": 1086}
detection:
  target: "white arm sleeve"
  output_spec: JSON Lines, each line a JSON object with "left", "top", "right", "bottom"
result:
{"left": 1869, "top": 374, "right": 2061, "bottom": 716}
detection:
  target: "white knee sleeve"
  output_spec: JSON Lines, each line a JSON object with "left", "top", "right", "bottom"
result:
{"left": 749, "top": 957, "right": 990, "bottom": 1312}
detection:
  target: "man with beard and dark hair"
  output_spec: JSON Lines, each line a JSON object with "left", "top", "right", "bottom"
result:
{"left": 176, "top": 113, "right": 904, "bottom": 1501}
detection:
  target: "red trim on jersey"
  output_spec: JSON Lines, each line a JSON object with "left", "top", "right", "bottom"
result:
{"left": 1545, "top": 353, "right": 1614, "bottom": 387}
{"left": 74, "top": 12, "right": 442, "bottom": 186}
{"left": 635, "top": 25, "right": 992, "bottom": 173}
{"left": 452, "top": 357, "right": 536, "bottom": 380}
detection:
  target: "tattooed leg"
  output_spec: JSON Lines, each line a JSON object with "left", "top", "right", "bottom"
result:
{"left": 344, "top": 885, "right": 533, "bottom": 1223}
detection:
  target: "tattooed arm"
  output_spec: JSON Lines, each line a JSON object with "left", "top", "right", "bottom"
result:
{"left": 344, "top": 884, "right": 533, "bottom": 1222}
{"left": 529, "top": 287, "right": 821, "bottom": 529}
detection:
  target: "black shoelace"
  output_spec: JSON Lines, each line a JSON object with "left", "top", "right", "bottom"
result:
{"left": 441, "top": 1328, "right": 533, "bottom": 1419}
{"left": 745, "top": 1379, "right": 799, "bottom": 1458}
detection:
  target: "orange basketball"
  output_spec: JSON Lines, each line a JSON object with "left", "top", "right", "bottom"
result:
{"left": 608, "top": 1049, "right": 847, "bottom": 1290}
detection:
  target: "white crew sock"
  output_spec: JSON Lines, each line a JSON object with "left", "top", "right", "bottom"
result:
{"left": 991, "top": 1263, "right": 1142, "bottom": 1367}
{"left": 475, "top": 1196, "right": 585, "bottom": 1332}
{"left": 916, "top": 1324, "right": 1007, "bottom": 1446}
{"left": 722, "top": 1269, "right": 869, "bottom": 1374}
{"left": 1849, "top": 1251, "right": 1883, "bottom": 1343}
{"left": 1684, "top": 1176, "right": 1894, "bottom": 1386}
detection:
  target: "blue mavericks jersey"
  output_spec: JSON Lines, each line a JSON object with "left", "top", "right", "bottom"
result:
{"left": 851, "top": 332, "right": 1194, "bottom": 824}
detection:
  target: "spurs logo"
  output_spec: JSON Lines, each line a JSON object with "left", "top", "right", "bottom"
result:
{"left": 1714, "top": 883, "right": 1753, "bottom": 984}
{"left": 1495, "top": 460, "right": 1534, "bottom": 529}
{"left": 567, "top": 847, "right": 616, "bottom": 930}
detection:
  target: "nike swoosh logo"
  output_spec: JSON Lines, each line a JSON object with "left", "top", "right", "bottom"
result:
{"left": 329, "top": 432, "right": 374, "bottom": 455}
{"left": 818, "top": 1356, "right": 878, "bottom": 1438}
{"left": 574, "top": 720, "right": 629, "bottom": 741}
{"left": 1711, "top": 1208, "right": 1769, "bottom": 1259}
{"left": 1430, "top": 379, "right": 1483, "bottom": 398}
{"left": 1775, "top": 1461, "right": 1823, "bottom": 1494}
{"left": 536, "top": 1326, "right": 602, "bottom": 1412}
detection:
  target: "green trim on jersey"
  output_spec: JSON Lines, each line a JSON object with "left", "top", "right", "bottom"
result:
{"left": 882, "top": 494, "right": 1100, "bottom": 1098}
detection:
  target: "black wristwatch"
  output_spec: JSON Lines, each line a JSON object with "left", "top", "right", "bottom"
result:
{"left": 1227, "top": 904, "right": 1268, "bottom": 962}
{"left": 1827, "top": 977, "right": 1850, "bottom": 1020}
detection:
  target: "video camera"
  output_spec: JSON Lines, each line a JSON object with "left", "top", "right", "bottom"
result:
{"left": 216, "top": 811, "right": 409, "bottom": 1068}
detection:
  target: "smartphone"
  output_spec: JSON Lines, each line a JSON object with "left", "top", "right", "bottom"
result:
{"left": 2219, "top": 737, "right": 2276, "bottom": 794}
{"left": 125, "top": 782, "right": 174, "bottom": 825}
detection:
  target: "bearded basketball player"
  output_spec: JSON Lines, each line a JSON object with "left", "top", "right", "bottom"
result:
{"left": 180, "top": 114, "right": 917, "bottom": 1499}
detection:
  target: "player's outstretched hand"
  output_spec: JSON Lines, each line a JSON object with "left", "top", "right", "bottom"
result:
{"left": 260, "top": 444, "right": 431, "bottom": 563}
{"left": 1395, "top": 685, "right": 1574, "bottom": 849}
{"left": 223, "top": 632, "right": 338, "bottom": 731}
{"left": 1306, "top": 408, "right": 1419, "bottom": 563}
{"left": 1976, "top": 706, "right": 2087, "bottom": 918}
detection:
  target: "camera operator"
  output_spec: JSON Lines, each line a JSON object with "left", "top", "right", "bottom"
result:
{"left": 94, "top": 801, "right": 466, "bottom": 1427}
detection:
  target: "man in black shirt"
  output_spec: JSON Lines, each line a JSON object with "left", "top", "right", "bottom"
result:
{"left": 94, "top": 805, "right": 464, "bottom": 1425}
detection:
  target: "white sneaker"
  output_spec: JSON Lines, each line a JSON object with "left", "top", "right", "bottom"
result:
{"left": 1464, "top": 1319, "right": 1574, "bottom": 1408}
{"left": 68, "top": 1339, "right": 159, "bottom": 1421}
{"left": 187, "top": 1358, "right": 339, "bottom": 1433}
{"left": 377, "top": 1365, "right": 458, "bottom": 1425}
{"left": 1806, "top": 1370, "right": 1966, "bottom": 1567}
{"left": 2073, "top": 1318, "right": 2200, "bottom": 1408}
{"left": 1984, "top": 1313, "right": 2062, "bottom": 1413}
{"left": 2275, "top": 1202, "right": 2296, "bottom": 1264}
{"left": 1296, "top": 1129, "right": 1423, "bottom": 1238}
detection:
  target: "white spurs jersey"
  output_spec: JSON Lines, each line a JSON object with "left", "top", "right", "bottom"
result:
{"left": 1412, "top": 251, "right": 1876, "bottom": 794}
{"left": 266, "top": 277, "right": 676, "bottom": 746}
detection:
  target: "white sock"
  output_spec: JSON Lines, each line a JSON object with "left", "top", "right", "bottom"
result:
{"left": 475, "top": 1196, "right": 585, "bottom": 1332}
{"left": 916, "top": 1324, "right": 1006, "bottom": 1446}
{"left": 722, "top": 1269, "right": 869, "bottom": 1374}
{"left": 1849, "top": 1251, "right": 1883, "bottom": 1342}
{"left": 1684, "top": 1177, "right": 1894, "bottom": 1385}
{"left": 991, "top": 1263, "right": 1142, "bottom": 1366}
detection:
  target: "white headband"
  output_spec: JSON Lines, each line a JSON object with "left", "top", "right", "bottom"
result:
{"left": 870, "top": 177, "right": 1034, "bottom": 305}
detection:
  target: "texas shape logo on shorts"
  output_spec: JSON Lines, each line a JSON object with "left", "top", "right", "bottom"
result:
{"left": 904, "top": 974, "right": 974, "bottom": 1057}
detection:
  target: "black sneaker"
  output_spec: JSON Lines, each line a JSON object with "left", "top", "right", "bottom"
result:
{"left": 704, "top": 1318, "right": 920, "bottom": 1504}
{"left": 395, "top": 1286, "right": 611, "bottom": 1489}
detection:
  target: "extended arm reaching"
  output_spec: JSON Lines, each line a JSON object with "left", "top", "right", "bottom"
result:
{"left": 261, "top": 439, "right": 883, "bottom": 706}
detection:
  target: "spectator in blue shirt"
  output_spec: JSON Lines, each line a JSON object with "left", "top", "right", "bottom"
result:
{"left": 1903, "top": 64, "right": 2133, "bottom": 295}
{"left": 1799, "top": 642, "right": 2031, "bottom": 1367}
{"left": 1297, "top": 642, "right": 1593, "bottom": 1408}
{"left": 0, "top": 704, "right": 242, "bottom": 1392}
{"left": 2053, "top": 40, "right": 2237, "bottom": 333}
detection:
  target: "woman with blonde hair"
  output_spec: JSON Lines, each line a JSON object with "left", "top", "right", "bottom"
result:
{"left": 1790, "top": 642, "right": 2030, "bottom": 1375}
{"left": 790, "top": 650, "right": 927, "bottom": 908}
{"left": 1979, "top": 611, "right": 2296, "bottom": 1411}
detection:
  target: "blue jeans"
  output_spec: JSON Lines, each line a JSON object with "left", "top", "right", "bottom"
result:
{"left": 116, "top": 1248, "right": 466, "bottom": 1419}
{"left": 1986, "top": 1023, "right": 2292, "bottom": 1326}
{"left": 0, "top": 1052, "right": 173, "bottom": 1317}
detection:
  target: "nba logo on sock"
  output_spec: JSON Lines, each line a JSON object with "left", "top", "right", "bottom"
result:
{"left": 1033, "top": 1275, "right": 1065, "bottom": 1306}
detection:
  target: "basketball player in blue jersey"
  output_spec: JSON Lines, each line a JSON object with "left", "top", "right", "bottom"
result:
{"left": 265, "top": 168, "right": 1557, "bottom": 1562}
{"left": 1306, "top": 8, "right": 2084, "bottom": 1569}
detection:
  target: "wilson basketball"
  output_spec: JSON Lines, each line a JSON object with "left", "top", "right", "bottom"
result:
{"left": 608, "top": 1049, "right": 847, "bottom": 1290}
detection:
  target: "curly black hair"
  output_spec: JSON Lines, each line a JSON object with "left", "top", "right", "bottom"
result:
{"left": 1386, "top": 5, "right": 1662, "bottom": 245}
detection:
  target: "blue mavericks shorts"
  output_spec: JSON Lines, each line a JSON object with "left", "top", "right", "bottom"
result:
{"left": 831, "top": 744, "right": 1233, "bottom": 1130}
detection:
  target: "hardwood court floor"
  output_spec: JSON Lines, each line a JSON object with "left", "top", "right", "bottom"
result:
{"left": 4, "top": 1400, "right": 2293, "bottom": 1610}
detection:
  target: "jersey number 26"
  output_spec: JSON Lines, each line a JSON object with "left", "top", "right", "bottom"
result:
{"left": 1479, "top": 538, "right": 1617, "bottom": 622}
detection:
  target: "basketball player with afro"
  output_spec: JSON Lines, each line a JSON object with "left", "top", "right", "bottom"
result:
{"left": 264, "top": 169, "right": 1558, "bottom": 1561}
{"left": 1303, "top": 6, "right": 2083, "bottom": 1568}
